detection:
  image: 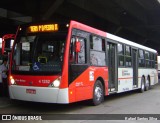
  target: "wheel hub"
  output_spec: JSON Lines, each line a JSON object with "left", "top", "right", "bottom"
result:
{"left": 95, "top": 86, "right": 102, "bottom": 101}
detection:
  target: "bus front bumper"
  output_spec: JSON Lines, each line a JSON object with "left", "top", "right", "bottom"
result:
{"left": 9, "top": 85, "right": 69, "bottom": 104}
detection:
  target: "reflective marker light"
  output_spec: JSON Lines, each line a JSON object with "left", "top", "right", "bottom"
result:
{"left": 66, "top": 24, "right": 69, "bottom": 27}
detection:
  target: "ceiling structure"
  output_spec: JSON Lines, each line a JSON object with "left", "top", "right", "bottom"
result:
{"left": 0, "top": 0, "right": 160, "bottom": 52}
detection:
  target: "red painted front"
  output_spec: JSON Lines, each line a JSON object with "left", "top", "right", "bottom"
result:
{"left": 9, "top": 20, "right": 109, "bottom": 103}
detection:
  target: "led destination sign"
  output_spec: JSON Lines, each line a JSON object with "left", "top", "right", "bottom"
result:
{"left": 27, "top": 24, "right": 59, "bottom": 33}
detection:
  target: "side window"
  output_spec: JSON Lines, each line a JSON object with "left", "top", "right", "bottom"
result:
{"left": 21, "top": 42, "right": 31, "bottom": 65}
{"left": 150, "top": 53, "right": 155, "bottom": 68}
{"left": 138, "top": 49, "right": 145, "bottom": 67}
{"left": 77, "top": 38, "right": 86, "bottom": 64}
{"left": 90, "top": 36, "right": 105, "bottom": 51}
{"left": 69, "top": 37, "right": 76, "bottom": 63}
{"left": 118, "top": 43, "right": 124, "bottom": 66}
{"left": 69, "top": 37, "right": 86, "bottom": 64}
{"left": 145, "top": 51, "right": 150, "bottom": 68}
{"left": 125, "top": 46, "right": 132, "bottom": 67}
{"left": 90, "top": 36, "right": 106, "bottom": 66}
{"left": 145, "top": 51, "right": 149, "bottom": 59}
{"left": 154, "top": 53, "right": 158, "bottom": 69}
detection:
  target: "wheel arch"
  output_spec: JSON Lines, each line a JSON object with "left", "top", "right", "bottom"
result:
{"left": 142, "top": 75, "right": 145, "bottom": 80}
{"left": 142, "top": 75, "right": 146, "bottom": 84}
{"left": 91, "top": 77, "right": 105, "bottom": 105}
{"left": 147, "top": 75, "right": 151, "bottom": 84}
{"left": 147, "top": 74, "right": 151, "bottom": 89}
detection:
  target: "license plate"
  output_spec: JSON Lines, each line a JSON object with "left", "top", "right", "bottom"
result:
{"left": 26, "top": 89, "right": 36, "bottom": 94}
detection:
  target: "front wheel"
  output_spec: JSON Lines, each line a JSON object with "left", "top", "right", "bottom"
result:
{"left": 92, "top": 80, "right": 104, "bottom": 106}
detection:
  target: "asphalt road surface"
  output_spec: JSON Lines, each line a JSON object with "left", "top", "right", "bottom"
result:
{"left": 0, "top": 83, "right": 160, "bottom": 123}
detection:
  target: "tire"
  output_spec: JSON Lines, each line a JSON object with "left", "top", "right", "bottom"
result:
{"left": 92, "top": 80, "right": 104, "bottom": 106}
{"left": 145, "top": 77, "right": 150, "bottom": 91}
{"left": 140, "top": 77, "right": 145, "bottom": 93}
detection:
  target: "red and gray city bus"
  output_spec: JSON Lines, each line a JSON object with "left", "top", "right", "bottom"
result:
{"left": 2, "top": 20, "right": 158, "bottom": 105}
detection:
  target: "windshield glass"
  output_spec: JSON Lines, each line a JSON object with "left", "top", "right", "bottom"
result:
{"left": 12, "top": 33, "right": 66, "bottom": 75}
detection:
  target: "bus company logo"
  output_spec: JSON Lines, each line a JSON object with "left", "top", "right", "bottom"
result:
{"left": 2, "top": 115, "right": 11, "bottom": 120}
{"left": 15, "top": 79, "right": 26, "bottom": 82}
{"left": 89, "top": 71, "right": 94, "bottom": 81}
{"left": 122, "top": 70, "right": 130, "bottom": 76}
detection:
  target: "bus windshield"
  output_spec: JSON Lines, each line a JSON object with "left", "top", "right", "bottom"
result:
{"left": 12, "top": 33, "right": 66, "bottom": 75}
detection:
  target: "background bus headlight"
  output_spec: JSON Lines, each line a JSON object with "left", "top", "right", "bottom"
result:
{"left": 49, "top": 77, "right": 61, "bottom": 88}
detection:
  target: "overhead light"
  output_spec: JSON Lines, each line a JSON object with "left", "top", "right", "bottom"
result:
{"left": 157, "top": 0, "right": 160, "bottom": 3}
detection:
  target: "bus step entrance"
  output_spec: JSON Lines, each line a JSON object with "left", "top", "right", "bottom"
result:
{"left": 108, "top": 90, "right": 117, "bottom": 95}
{"left": 108, "top": 88, "right": 117, "bottom": 94}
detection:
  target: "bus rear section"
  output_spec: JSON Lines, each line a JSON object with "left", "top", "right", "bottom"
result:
{"left": 107, "top": 33, "right": 158, "bottom": 93}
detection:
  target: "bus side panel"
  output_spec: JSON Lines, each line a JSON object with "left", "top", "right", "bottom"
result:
{"left": 117, "top": 68, "right": 158, "bottom": 92}
{"left": 138, "top": 68, "right": 158, "bottom": 87}
{"left": 68, "top": 66, "right": 108, "bottom": 103}
{"left": 117, "top": 68, "right": 133, "bottom": 93}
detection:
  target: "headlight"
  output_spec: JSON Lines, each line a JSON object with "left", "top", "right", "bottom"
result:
{"left": 53, "top": 79, "right": 60, "bottom": 87}
{"left": 49, "top": 77, "right": 61, "bottom": 88}
{"left": 10, "top": 76, "right": 16, "bottom": 85}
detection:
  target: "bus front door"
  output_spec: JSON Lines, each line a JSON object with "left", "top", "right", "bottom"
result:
{"left": 107, "top": 42, "right": 118, "bottom": 93}
{"left": 132, "top": 49, "right": 138, "bottom": 87}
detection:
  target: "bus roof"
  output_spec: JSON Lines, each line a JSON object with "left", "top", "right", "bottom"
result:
{"left": 70, "top": 20, "right": 157, "bottom": 53}
{"left": 107, "top": 32, "right": 157, "bottom": 53}
{"left": 70, "top": 20, "right": 106, "bottom": 37}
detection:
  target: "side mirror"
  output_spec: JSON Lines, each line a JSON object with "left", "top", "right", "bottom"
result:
{"left": 75, "top": 39, "right": 81, "bottom": 53}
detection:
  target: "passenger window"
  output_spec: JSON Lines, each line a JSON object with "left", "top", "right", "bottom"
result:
{"left": 90, "top": 36, "right": 106, "bottom": 66}
{"left": 125, "top": 46, "right": 132, "bottom": 67}
{"left": 77, "top": 38, "right": 86, "bottom": 64}
{"left": 138, "top": 49, "right": 145, "bottom": 67}
{"left": 90, "top": 36, "right": 105, "bottom": 51}
{"left": 69, "top": 37, "right": 86, "bottom": 64}
{"left": 145, "top": 51, "right": 150, "bottom": 68}
{"left": 118, "top": 44, "right": 124, "bottom": 66}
